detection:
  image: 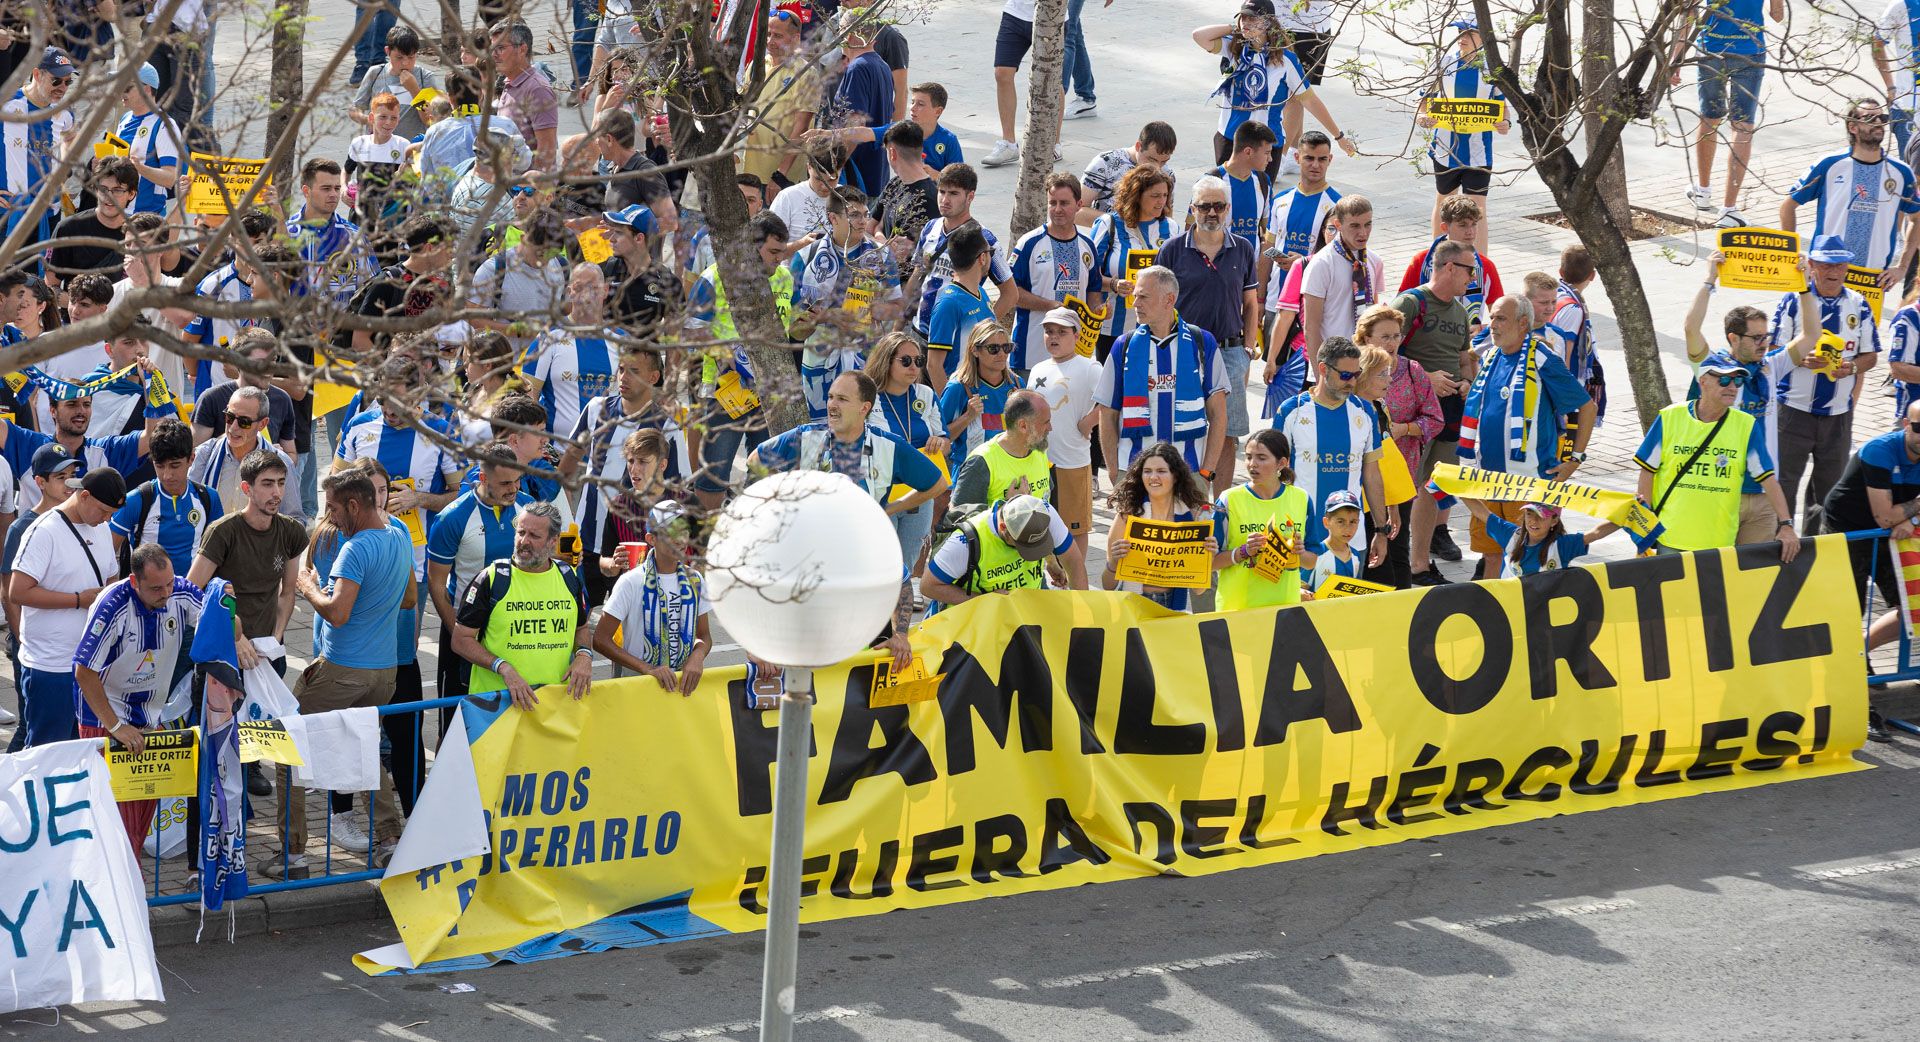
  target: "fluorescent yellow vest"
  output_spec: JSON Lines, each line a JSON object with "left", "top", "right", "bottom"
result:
{"left": 1217, "top": 483, "right": 1309, "bottom": 611}
{"left": 469, "top": 564, "right": 580, "bottom": 693}
{"left": 970, "top": 434, "right": 1053, "bottom": 506}
{"left": 1649, "top": 401, "right": 1754, "bottom": 551}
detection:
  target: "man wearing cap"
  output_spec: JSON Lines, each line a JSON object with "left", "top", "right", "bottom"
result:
{"left": 351, "top": 24, "right": 440, "bottom": 140}
{"left": 0, "top": 444, "right": 71, "bottom": 747}
{"left": 1768, "top": 234, "right": 1879, "bottom": 520}
{"left": 1028, "top": 307, "right": 1101, "bottom": 547}
{"left": 600, "top": 205, "right": 679, "bottom": 330}
{"left": 949, "top": 388, "right": 1088, "bottom": 589}
{"left": 593, "top": 500, "right": 713, "bottom": 694}
{"left": 111, "top": 62, "right": 184, "bottom": 216}
{"left": 1, "top": 47, "right": 79, "bottom": 248}
{"left": 1684, "top": 252, "right": 1820, "bottom": 542}
{"left": 1779, "top": 99, "right": 1920, "bottom": 283}
{"left": 923, "top": 493, "right": 1076, "bottom": 607}
{"left": 74, "top": 542, "right": 206, "bottom": 858}
{"left": 1636, "top": 352, "right": 1799, "bottom": 560}
{"left": 7, "top": 465, "right": 124, "bottom": 746}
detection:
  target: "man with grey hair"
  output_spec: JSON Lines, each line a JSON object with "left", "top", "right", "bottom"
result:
{"left": 189, "top": 384, "right": 302, "bottom": 520}
{"left": 490, "top": 21, "right": 559, "bottom": 170}
{"left": 1096, "top": 264, "right": 1228, "bottom": 475}
{"left": 451, "top": 500, "right": 594, "bottom": 712}
{"left": 1458, "top": 294, "right": 1595, "bottom": 579}
{"left": 1153, "top": 175, "right": 1259, "bottom": 493}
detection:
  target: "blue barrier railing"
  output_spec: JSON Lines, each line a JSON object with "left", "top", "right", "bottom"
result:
{"left": 145, "top": 694, "right": 467, "bottom": 908}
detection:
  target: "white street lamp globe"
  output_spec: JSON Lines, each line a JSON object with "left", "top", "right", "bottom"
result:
{"left": 707, "top": 470, "right": 905, "bottom": 668}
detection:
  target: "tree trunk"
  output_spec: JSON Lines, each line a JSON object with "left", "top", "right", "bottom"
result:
{"left": 266, "top": 0, "right": 307, "bottom": 204}
{"left": 1581, "top": 0, "right": 1632, "bottom": 232}
{"left": 1009, "top": 0, "right": 1067, "bottom": 238}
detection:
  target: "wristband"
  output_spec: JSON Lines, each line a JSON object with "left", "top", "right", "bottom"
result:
{"left": 573, "top": 647, "right": 593, "bottom": 659}
{"left": 1197, "top": 468, "right": 1215, "bottom": 481}
{"left": 490, "top": 656, "right": 506, "bottom": 676}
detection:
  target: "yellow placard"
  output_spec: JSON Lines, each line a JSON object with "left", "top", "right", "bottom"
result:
{"left": 1316, "top": 575, "right": 1394, "bottom": 599}
{"left": 239, "top": 718, "right": 304, "bottom": 766}
{"left": 1113, "top": 515, "right": 1214, "bottom": 589}
{"left": 869, "top": 656, "right": 944, "bottom": 707}
{"left": 311, "top": 349, "right": 360, "bottom": 417}
{"left": 714, "top": 369, "right": 761, "bottom": 420}
{"left": 1431, "top": 463, "right": 1662, "bottom": 539}
{"left": 1063, "top": 295, "right": 1107, "bottom": 358}
{"left": 1249, "top": 518, "right": 1297, "bottom": 582}
{"left": 106, "top": 728, "right": 199, "bottom": 802}
{"left": 888, "top": 448, "right": 950, "bottom": 504}
{"left": 391, "top": 477, "right": 427, "bottom": 546}
{"left": 1846, "top": 265, "right": 1883, "bottom": 324}
{"left": 184, "top": 153, "right": 272, "bottom": 216}
{"left": 577, "top": 227, "right": 614, "bottom": 265}
{"left": 1427, "top": 97, "right": 1506, "bottom": 133}
{"left": 359, "top": 540, "right": 1867, "bottom": 975}
{"left": 93, "top": 132, "right": 130, "bottom": 160}
{"left": 1717, "top": 228, "right": 1807, "bottom": 293}
{"left": 1123, "top": 248, "right": 1157, "bottom": 305}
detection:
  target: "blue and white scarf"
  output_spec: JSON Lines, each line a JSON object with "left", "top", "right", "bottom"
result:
{"left": 635, "top": 555, "right": 703, "bottom": 670}
{"left": 1459, "top": 335, "right": 1543, "bottom": 474}
{"left": 1118, "top": 318, "right": 1211, "bottom": 461}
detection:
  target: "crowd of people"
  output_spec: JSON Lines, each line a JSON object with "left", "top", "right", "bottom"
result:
{"left": 0, "top": 0, "right": 1917, "bottom": 877}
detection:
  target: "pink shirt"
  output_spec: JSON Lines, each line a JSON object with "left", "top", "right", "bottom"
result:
{"left": 496, "top": 68, "right": 558, "bottom": 146}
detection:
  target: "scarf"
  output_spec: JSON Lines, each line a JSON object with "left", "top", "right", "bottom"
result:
{"left": 1459, "top": 334, "right": 1543, "bottom": 474}
{"left": 1119, "top": 318, "right": 1208, "bottom": 450}
{"left": 1332, "top": 236, "right": 1374, "bottom": 321}
{"left": 636, "top": 554, "right": 702, "bottom": 669}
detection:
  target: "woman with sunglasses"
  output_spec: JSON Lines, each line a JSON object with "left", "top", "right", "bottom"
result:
{"left": 939, "top": 321, "right": 1024, "bottom": 466}
{"left": 1102, "top": 443, "right": 1216, "bottom": 612}
{"left": 1090, "top": 165, "right": 1177, "bottom": 363}
{"left": 864, "top": 332, "right": 950, "bottom": 568}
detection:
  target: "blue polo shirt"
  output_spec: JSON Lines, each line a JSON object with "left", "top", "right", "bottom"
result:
{"left": 1154, "top": 231, "right": 1260, "bottom": 346}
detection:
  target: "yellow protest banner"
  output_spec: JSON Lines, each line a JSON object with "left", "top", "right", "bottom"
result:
{"left": 359, "top": 538, "right": 1866, "bottom": 974}
{"left": 1123, "top": 248, "right": 1157, "bottom": 305}
{"left": 391, "top": 477, "right": 427, "bottom": 546}
{"left": 1431, "top": 463, "right": 1662, "bottom": 540}
{"left": 1427, "top": 97, "right": 1506, "bottom": 133}
{"left": 93, "top": 132, "right": 129, "bottom": 160}
{"left": 577, "top": 227, "right": 614, "bottom": 265}
{"left": 1316, "top": 575, "right": 1394, "bottom": 599}
{"left": 1113, "top": 516, "right": 1214, "bottom": 589}
{"left": 106, "top": 729, "right": 199, "bottom": 802}
{"left": 715, "top": 370, "right": 760, "bottom": 420}
{"left": 239, "top": 719, "right": 304, "bottom": 766}
{"left": 1846, "top": 265, "right": 1884, "bottom": 323}
{"left": 184, "top": 153, "right": 272, "bottom": 216}
{"left": 1063, "top": 295, "right": 1107, "bottom": 357}
{"left": 1717, "top": 228, "right": 1806, "bottom": 293}
{"left": 1249, "top": 518, "right": 1297, "bottom": 582}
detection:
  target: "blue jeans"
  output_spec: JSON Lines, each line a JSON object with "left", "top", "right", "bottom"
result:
{"left": 571, "top": 0, "right": 599, "bottom": 84}
{"left": 693, "top": 406, "right": 769, "bottom": 494}
{"left": 1894, "top": 106, "right": 1913, "bottom": 160}
{"left": 892, "top": 498, "right": 935, "bottom": 569}
{"left": 19, "top": 666, "right": 76, "bottom": 747}
{"left": 354, "top": 3, "right": 398, "bottom": 75}
{"left": 1062, "top": 0, "right": 1095, "bottom": 102}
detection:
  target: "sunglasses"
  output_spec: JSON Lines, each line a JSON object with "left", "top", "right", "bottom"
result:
{"left": 1193, "top": 202, "right": 1229, "bottom": 213}
{"left": 224, "top": 411, "right": 258, "bottom": 428}
{"left": 1445, "top": 261, "right": 1476, "bottom": 273}
{"left": 1709, "top": 372, "right": 1748, "bottom": 388}
{"left": 1332, "top": 368, "right": 1360, "bottom": 381}
{"left": 508, "top": 185, "right": 535, "bottom": 197}
{"left": 1854, "top": 114, "right": 1891, "bottom": 126}
{"left": 980, "top": 342, "right": 1011, "bottom": 355}
{"left": 896, "top": 354, "right": 926, "bottom": 368}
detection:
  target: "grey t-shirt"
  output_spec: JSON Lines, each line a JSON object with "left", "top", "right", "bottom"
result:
{"left": 354, "top": 62, "right": 442, "bottom": 140}
{"left": 1392, "top": 287, "right": 1472, "bottom": 379}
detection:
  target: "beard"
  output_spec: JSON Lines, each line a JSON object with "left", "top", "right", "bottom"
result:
{"left": 514, "top": 549, "right": 552, "bottom": 570}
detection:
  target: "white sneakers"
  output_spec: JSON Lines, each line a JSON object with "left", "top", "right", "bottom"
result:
{"left": 0, "top": 705, "right": 15, "bottom": 726}
{"left": 1716, "top": 208, "right": 1748, "bottom": 228}
{"left": 1065, "top": 98, "right": 1097, "bottom": 120}
{"left": 328, "top": 813, "right": 373, "bottom": 854}
{"left": 1686, "top": 184, "right": 1715, "bottom": 211}
{"left": 982, "top": 139, "right": 1021, "bottom": 167}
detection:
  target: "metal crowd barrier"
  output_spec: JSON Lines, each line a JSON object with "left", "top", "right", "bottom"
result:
{"left": 135, "top": 532, "right": 1920, "bottom": 908}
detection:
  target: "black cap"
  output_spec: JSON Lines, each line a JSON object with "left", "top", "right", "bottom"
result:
{"left": 1238, "top": 0, "right": 1277, "bottom": 16}
{"left": 77, "top": 467, "right": 126, "bottom": 509}
{"left": 30, "top": 443, "right": 77, "bottom": 478}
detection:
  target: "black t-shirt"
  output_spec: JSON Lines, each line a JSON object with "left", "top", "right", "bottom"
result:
{"left": 46, "top": 209, "right": 125, "bottom": 283}
{"left": 1824, "top": 434, "right": 1920, "bottom": 532}
{"left": 192, "top": 381, "right": 298, "bottom": 449}
{"left": 869, "top": 175, "right": 937, "bottom": 244}
{"left": 606, "top": 151, "right": 671, "bottom": 212}
{"left": 601, "top": 257, "right": 682, "bottom": 330}
{"left": 337, "top": 263, "right": 448, "bottom": 353}
{"left": 873, "top": 25, "right": 909, "bottom": 72}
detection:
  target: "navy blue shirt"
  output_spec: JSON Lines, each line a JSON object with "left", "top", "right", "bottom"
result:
{"left": 831, "top": 51, "right": 895, "bottom": 199}
{"left": 1155, "top": 231, "right": 1259, "bottom": 346}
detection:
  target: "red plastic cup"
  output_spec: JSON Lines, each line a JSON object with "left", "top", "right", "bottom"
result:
{"left": 621, "top": 541, "right": 648, "bottom": 570}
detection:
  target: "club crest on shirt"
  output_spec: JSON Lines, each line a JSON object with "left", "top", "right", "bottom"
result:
{"left": 1847, "top": 313, "right": 1860, "bottom": 329}
{"left": 1888, "top": 176, "right": 1899, "bottom": 194}
{"left": 188, "top": 509, "right": 201, "bottom": 525}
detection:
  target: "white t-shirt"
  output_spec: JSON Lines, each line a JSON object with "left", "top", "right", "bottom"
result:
{"left": 1027, "top": 353, "right": 1100, "bottom": 469}
{"left": 349, "top": 133, "right": 408, "bottom": 171}
{"left": 771, "top": 182, "right": 833, "bottom": 240}
{"left": 1299, "top": 244, "right": 1386, "bottom": 344}
{"left": 112, "top": 275, "right": 189, "bottom": 399}
{"left": 1003, "top": 0, "right": 1037, "bottom": 20}
{"left": 13, "top": 508, "right": 119, "bottom": 671}
{"left": 604, "top": 563, "right": 710, "bottom": 669}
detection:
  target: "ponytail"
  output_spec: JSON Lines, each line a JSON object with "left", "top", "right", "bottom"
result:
{"left": 1247, "top": 428, "right": 1294, "bottom": 486}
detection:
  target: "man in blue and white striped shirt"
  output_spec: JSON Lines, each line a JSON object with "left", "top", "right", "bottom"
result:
{"left": 1260, "top": 130, "right": 1341, "bottom": 295}
{"left": 112, "top": 63, "right": 183, "bottom": 217}
{"left": 0, "top": 48, "right": 78, "bottom": 252}
{"left": 1780, "top": 99, "right": 1920, "bottom": 283}
{"left": 525, "top": 264, "right": 620, "bottom": 438}
{"left": 1418, "top": 22, "right": 1509, "bottom": 252}
{"left": 1768, "top": 235, "right": 1881, "bottom": 521}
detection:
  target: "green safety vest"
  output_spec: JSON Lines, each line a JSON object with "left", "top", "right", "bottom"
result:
{"left": 468, "top": 561, "right": 584, "bottom": 694}
{"left": 700, "top": 262, "right": 794, "bottom": 342}
{"left": 1649, "top": 401, "right": 1755, "bottom": 551}
{"left": 970, "top": 434, "right": 1052, "bottom": 506}
{"left": 1217, "top": 482, "right": 1309, "bottom": 612}
{"left": 963, "top": 509, "right": 1045, "bottom": 594}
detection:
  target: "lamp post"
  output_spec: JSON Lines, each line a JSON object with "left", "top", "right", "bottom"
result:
{"left": 707, "top": 471, "right": 903, "bottom": 1042}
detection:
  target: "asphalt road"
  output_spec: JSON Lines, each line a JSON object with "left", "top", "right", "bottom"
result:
{"left": 13, "top": 695, "right": 1919, "bottom": 1042}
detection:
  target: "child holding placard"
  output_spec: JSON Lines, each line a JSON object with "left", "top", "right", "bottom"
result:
{"left": 1213, "top": 428, "right": 1312, "bottom": 609}
{"left": 1461, "top": 499, "right": 1617, "bottom": 579}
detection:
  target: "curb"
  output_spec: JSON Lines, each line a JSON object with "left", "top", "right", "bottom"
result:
{"left": 149, "top": 881, "right": 387, "bottom": 948}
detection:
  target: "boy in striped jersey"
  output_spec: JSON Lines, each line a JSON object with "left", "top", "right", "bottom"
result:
{"left": 1417, "top": 22, "right": 1508, "bottom": 252}
{"left": 1260, "top": 130, "right": 1341, "bottom": 293}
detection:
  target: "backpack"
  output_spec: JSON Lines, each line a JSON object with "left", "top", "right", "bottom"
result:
{"left": 1401, "top": 285, "right": 1431, "bottom": 339}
